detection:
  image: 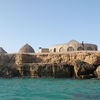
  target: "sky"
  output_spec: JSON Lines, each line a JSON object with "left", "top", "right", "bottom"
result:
{"left": 0, "top": 0, "right": 100, "bottom": 53}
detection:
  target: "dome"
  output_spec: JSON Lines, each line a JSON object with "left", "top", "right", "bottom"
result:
{"left": 19, "top": 44, "right": 35, "bottom": 53}
{"left": 68, "top": 40, "right": 79, "bottom": 44}
{"left": 0, "top": 47, "right": 7, "bottom": 54}
{"left": 67, "top": 40, "right": 80, "bottom": 45}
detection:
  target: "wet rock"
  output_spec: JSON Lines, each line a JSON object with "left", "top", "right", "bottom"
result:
{"left": 0, "top": 65, "right": 20, "bottom": 78}
{"left": 95, "top": 66, "right": 100, "bottom": 79}
{"left": 73, "top": 60, "right": 96, "bottom": 79}
{"left": 17, "top": 63, "right": 74, "bottom": 78}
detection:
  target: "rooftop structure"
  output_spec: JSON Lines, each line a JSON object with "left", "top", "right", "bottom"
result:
{"left": 0, "top": 47, "right": 7, "bottom": 54}
{"left": 19, "top": 44, "right": 35, "bottom": 53}
{"left": 36, "top": 47, "right": 49, "bottom": 53}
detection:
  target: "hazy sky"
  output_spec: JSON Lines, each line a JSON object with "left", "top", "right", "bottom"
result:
{"left": 0, "top": 0, "right": 100, "bottom": 53}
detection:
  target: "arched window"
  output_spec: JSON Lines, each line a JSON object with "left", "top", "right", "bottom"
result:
{"left": 59, "top": 47, "right": 64, "bottom": 52}
{"left": 67, "top": 47, "right": 74, "bottom": 51}
{"left": 54, "top": 48, "right": 56, "bottom": 52}
{"left": 77, "top": 47, "right": 84, "bottom": 51}
{"left": 87, "top": 47, "right": 92, "bottom": 50}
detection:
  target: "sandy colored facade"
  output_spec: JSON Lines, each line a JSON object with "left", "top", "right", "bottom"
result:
{"left": 0, "top": 40, "right": 98, "bottom": 54}
{"left": 49, "top": 40, "right": 97, "bottom": 53}
{"left": 36, "top": 48, "right": 49, "bottom": 53}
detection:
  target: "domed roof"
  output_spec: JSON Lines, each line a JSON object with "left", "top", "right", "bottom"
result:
{"left": 68, "top": 40, "right": 79, "bottom": 44}
{"left": 19, "top": 44, "right": 35, "bottom": 53}
{"left": 67, "top": 40, "right": 80, "bottom": 45}
{"left": 0, "top": 47, "right": 7, "bottom": 54}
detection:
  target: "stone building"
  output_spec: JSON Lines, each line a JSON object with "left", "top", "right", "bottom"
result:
{"left": 49, "top": 40, "right": 98, "bottom": 53}
{"left": 19, "top": 44, "right": 35, "bottom": 53}
{"left": 36, "top": 47, "right": 49, "bottom": 53}
{"left": 0, "top": 47, "right": 7, "bottom": 54}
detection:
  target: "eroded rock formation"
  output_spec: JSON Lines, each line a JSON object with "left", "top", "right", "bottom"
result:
{"left": 0, "top": 51, "right": 100, "bottom": 79}
{"left": 95, "top": 66, "right": 100, "bottom": 79}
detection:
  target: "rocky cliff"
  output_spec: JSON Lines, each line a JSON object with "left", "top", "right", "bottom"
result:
{"left": 0, "top": 51, "right": 100, "bottom": 79}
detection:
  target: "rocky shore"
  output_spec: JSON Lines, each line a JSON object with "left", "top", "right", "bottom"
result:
{"left": 0, "top": 51, "right": 100, "bottom": 79}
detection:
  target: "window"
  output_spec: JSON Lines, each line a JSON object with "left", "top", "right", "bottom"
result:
{"left": 77, "top": 47, "right": 84, "bottom": 51}
{"left": 54, "top": 48, "right": 56, "bottom": 52}
{"left": 87, "top": 47, "right": 92, "bottom": 50}
{"left": 67, "top": 47, "right": 74, "bottom": 51}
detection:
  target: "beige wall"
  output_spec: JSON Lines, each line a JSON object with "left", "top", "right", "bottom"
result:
{"left": 49, "top": 42, "right": 97, "bottom": 53}
{"left": 37, "top": 48, "right": 49, "bottom": 53}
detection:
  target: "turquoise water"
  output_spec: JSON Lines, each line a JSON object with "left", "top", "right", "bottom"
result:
{"left": 0, "top": 78, "right": 100, "bottom": 100}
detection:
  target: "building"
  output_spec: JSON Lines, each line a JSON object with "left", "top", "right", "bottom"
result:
{"left": 36, "top": 47, "right": 49, "bottom": 53}
{"left": 19, "top": 44, "right": 35, "bottom": 53}
{"left": 49, "top": 40, "right": 97, "bottom": 53}
{"left": 0, "top": 47, "right": 7, "bottom": 54}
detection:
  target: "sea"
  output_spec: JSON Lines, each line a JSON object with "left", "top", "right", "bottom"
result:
{"left": 0, "top": 78, "right": 100, "bottom": 100}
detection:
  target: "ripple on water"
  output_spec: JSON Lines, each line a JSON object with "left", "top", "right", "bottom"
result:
{"left": 0, "top": 78, "right": 100, "bottom": 100}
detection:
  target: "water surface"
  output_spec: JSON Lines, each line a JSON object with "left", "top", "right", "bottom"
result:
{"left": 0, "top": 78, "right": 100, "bottom": 100}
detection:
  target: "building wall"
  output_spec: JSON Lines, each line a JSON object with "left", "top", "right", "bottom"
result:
{"left": 37, "top": 48, "right": 49, "bottom": 53}
{"left": 49, "top": 41, "right": 98, "bottom": 53}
